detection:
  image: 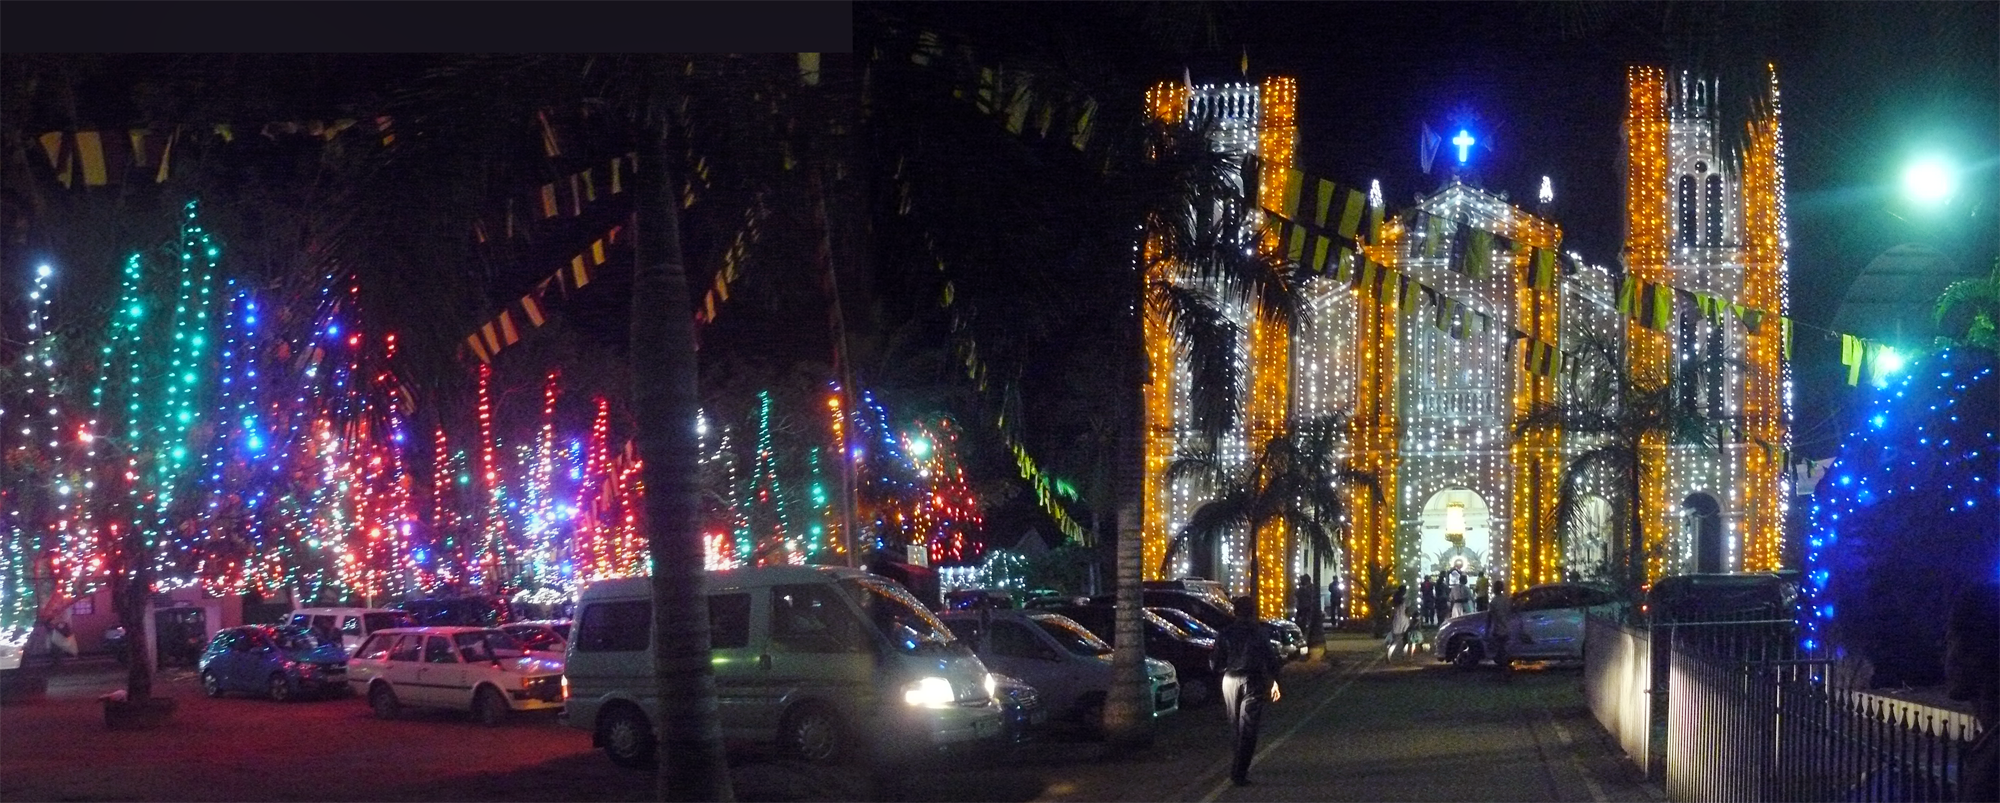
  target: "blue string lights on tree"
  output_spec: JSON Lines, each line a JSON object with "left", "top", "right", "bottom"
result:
{"left": 1801, "top": 347, "right": 1998, "bottom": 688}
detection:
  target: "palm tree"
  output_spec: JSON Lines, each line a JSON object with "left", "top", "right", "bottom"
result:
{"left": 1933, "top": 257, "right": 1999, "bottom": 356}
{"left": 1162, "top": 413, "right": 1378, "bottom": 612}
{"left": 1515, "top": 329, "right": 1731, "bottom": 598}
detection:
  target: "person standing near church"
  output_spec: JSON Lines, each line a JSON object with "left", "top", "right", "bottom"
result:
{"left": 1293, "top": 574, "right": 1323, "bottom": 651}
{"left": 1446, "top": 567, "right": 1472, "bottom": 619}
{"left": 1211, "top": 596, "right": 1282, "bottom": 786}
{"left": 1419, "top": 574, "right": 1436, "bottom": 626}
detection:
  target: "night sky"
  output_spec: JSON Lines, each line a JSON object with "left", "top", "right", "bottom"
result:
{"left": 900, "top": 1, "right": 1998, "bottom": 454}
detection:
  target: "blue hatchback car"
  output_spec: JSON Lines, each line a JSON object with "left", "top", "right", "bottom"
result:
{"left": 199, "top": 625, "right": 349, "bottom": 701}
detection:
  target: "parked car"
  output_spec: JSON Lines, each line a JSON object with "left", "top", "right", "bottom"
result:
{"left": 1433, "top": 582, "right": 1625, "bottom": 668}
{"left": 564, "top": 566, "right": 1003, "bottom": 769}
{"left": 347, "top": 626, "right": 564, "bottom": 725}
{"left": 286, "top": 607, "right": 416, "bottom": 655}
{"left": 1096, "top": 591, "right": 1302, "bottom": 663}
{"left": 392, "top": 596, "right": 513, "bottom": 627}
{"left": 500, "top": 620, "right": 570, "bottom": 656}
{"left": 1041, "top": 603, "right": 1219, "bottom": 707}
{"left": 944, "top": 589, "right": 1018, "bottom": 611}
{"left": 990, "top": 672, "right": 1045, "bottom": 742}
{"left": 0, "top": 639, "right": 21, "bottom": 672}
{"left": 199, "top": 625, "right": 350, "bottom": 701}
{"left": 939, "top": 609, "right": 1179, "bottom": 732}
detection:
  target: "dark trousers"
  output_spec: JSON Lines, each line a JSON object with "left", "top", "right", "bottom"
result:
{"left": 1221, "top": 672, "right": 1270, "bottom": 782}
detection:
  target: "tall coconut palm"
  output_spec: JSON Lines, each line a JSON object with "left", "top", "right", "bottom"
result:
{"left": 1934, "top": 258, "right": 1999, "bottom": 356}
{"left": 1162, "top": 413, "right": 1378, "bottom": 609}
{"left": 1516, "top": 329, "right": 1732, "bottom": 598}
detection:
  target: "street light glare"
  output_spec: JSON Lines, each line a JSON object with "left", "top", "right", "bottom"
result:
{"left": 1902, "top": 158, "right": 1955, "bottom": 205}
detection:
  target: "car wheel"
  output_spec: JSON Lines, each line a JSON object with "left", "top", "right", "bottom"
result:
{"left": 598, "top": 705, "right": 656, "bottom": 769}
{"left": 1450, "top": 637, "right": 1484, "bottom": 669}
{"left": 780, "top": 703, "right": 846, "bottom": 764}
{"left": 201, "top": 670, "right": 225, "bottom": 698}
{"left": 369, "top": 683, "right": 401, "bottom": 719}
{"left": 267, "top": 673, "right": 293, "bottom": 702}
{"left": 474, "top": 686, "right": 510, "bottom": 727}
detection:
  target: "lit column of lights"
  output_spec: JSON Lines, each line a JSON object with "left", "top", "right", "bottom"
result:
{"left": 473, "top": 363, "right": 505, "bottom": 590}
{"left": 1506, "top": 195, "right": 1565, "bottom": 587}
{"left": 1143, "top": 80, "right": 1201, "bottom": 585}
{"left": 3, "top": 263, "right": 66, "bottom": 636}
{"left": 575, "top": 396, "right": 614, "bottom": 580}
{"left": 148, "top": 202, "right": 221, "bottom": 584}
{"left": 1736, "top": 63, "right": 1790, "bottom": 571}
{"left": 612, "top": 443, "right": 645, "bottom": 577}
{"left": 1347, "top": 219, "right": 1405, "bottom": 620}
{"left": 824, "top": 386, "right": 855, "bottom": 563}
{"left": 695, "top": 407, "right": 748, "bottom": 570}
{"left": 1245, "top": 76, "right": 1298, "bottom": 618}
{"left": 1624, "top": 66, "right": 1675, "bottom": 585}
{"left": 188, "top": 286, "right": 257, "bottom": 593}
{"left": 523, "top": 370, "right": 561, "bottom": 585}
{"left": 427, "top": 425, "right": 454, "bottom": 589}
{"left": 743, "top": 390, "right": 793, "bottom": 565}
{"left": 804, "top": 446, "right": 829, "bottom": 561}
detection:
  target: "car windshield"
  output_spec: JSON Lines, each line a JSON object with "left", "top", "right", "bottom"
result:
{"left": 453, "top": 630, "right": 526, "bottom": 661}
{"left": 505, "top": 626, "right": 565, "bottom": 652}
{"left": 1034, "top": 615, "right": 1113, "bottom": 657}
{"left": 1143, "top": 610, "right": 1191, "bottom": 639}
{"left": 1152, "top": 608, "right": 1219, "bottom": 638}
{"left": 365, "top": 612, "right": 415, "bottom": 631}
{"left": 844, "top": 576, "right": 960, "bottom": 654}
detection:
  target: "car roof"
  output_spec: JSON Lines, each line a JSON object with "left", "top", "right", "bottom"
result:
{"left": 578, "top": 566, "right": 880, "bottom": 599}
{"left": 291, "top": 607, "right": 405, "bottom": 615}
{"left": 363, "top": 626, "right": 504, "bottom": 636}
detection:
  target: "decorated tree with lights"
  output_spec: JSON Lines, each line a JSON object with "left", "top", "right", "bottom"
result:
{"left": 908, "top": 416, "right": 984, "bottom": 565}
{"left": 62, "top": 200, "right": 224, "bottom": 702}
{"left": 1802, "top": 347, "right": 1998, "bottom": 687}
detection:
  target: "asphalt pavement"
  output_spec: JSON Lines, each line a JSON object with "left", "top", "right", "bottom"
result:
{"left": 0, "top": 634, "right": 1664, "bottom": 802}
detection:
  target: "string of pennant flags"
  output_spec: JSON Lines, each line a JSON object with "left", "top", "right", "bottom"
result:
{"left": 29, "top": 119, "right": 391, "bottom": 189}
{"left": 474, "top": 152, "right": 639, "bottom": 244}
{"left": 463, "top": 219, "right": 628, "bottom": 365}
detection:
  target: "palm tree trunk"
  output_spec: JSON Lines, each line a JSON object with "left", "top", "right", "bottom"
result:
{"left": 1104, "top": 273, "right": 1153, "bottom": 749}
{"left": 1626, "top": 448, "right": 1646, "bottom": 597}
{"left": 633, "top": 124, "right": 735, "bottom": 803}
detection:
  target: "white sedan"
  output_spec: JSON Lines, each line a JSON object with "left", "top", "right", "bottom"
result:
{"left": 347, "top": 627, "right": 565, "bottom": 725}
{"left": 1433, "top": 582, "right": 1625, "bottom": 667}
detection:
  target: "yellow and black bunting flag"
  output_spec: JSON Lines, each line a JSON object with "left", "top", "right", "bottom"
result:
{"left": 466, "top": 333, "right": 491, "bottom": 364}
{"left": 1617, "top": 276, "right": 1639, "bottom": 316}
{"left": 1841, "top": 334, "right": 1864, "bottom": 386}
{"left": 1465, "top": 229, "right": 1493, "bottom": 280}
{"left": 521, "top": 293, "right": 546, "bottom": 327}
{"left": 1528, "top": 248, "right": 1558, "bottom": 290}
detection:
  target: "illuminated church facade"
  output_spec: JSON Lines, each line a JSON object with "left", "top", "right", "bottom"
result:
{"left": 1141, "top": 66, "right": 1792, "bottom": 619}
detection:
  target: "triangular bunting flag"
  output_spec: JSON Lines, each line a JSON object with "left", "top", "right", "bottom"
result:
{"left": 466, "top": 333, "right": 491, "bottom": 364}
{"left": 571, "top": 255, "right": 591, "bottom": 289}
{"left": 521, "top": 295, "right": 545, "bottom": 326}
{"left": 498, "top": 310, "right": 520, "bottom": 345}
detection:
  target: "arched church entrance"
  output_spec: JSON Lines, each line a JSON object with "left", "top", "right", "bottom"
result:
{"left": 1681, "top": 492, "right": 1724, "bottom": 573}
{"left": 1566, "top": 495, "right": 1615, "bottom": 580}
{"left": 1419, "top": 489, "right": 1492, "bottom": 577}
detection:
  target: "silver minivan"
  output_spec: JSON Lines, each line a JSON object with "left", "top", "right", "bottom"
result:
{"left": 563, "top": 566, "right": 1004, "bottom": 768}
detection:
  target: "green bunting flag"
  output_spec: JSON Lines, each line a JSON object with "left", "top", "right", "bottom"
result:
{"left": 1841, "top": 334, "right": 1863, "bottom": 386}
{"left": 1466, "top": 229, "right": 1493, "bottom": 279}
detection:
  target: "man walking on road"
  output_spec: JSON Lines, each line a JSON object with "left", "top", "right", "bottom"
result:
{"left": 1212, "top": 595, "right": 1283, "bottom": 786}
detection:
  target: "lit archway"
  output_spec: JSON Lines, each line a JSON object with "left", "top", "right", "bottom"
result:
{"left": 1418, "top": 489, "right": 1491, "bottom": 578}
{"left": 1681, "top": 492, "right": 1724, "bottom": 573}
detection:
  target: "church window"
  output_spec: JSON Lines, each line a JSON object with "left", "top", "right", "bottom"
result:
{"left": 1704, "top": 174, "right": 1725, "bottom": 246}
{"left": 1677, "top": 175, "right": 1698, "bottom": 246}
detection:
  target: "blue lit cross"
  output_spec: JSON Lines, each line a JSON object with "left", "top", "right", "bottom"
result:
{"left": 1453, "top": 129, "right": 1476, "bottom": 164}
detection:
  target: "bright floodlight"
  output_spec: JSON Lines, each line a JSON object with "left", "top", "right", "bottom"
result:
{"left": 1902, "top": 158, "right": 1955, "bottom": 205}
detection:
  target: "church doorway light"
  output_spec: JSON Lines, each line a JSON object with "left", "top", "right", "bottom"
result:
{"left": 1681, "top": 492, "right": 1724, "bottom": 573}
{"left": 1418, "top": 489, "right": 1492, "bottom": 579}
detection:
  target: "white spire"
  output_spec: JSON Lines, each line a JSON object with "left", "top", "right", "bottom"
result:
{"left": 1538, "top": 176, "right": 1554, "bottom": 205}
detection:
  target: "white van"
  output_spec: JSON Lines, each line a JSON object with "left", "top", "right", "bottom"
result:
{"left": 287, "top": 607, "right": 416, "bottom": 655}
{"left": 564, "top": 566, "right": 1004, "bottom": 768}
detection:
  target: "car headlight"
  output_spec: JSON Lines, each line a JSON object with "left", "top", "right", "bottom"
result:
{"left": 982, "top": 673, "right": 996, "bottom": 700}
{"left": 902, "top": 676, "right": 956, "bottom": 707}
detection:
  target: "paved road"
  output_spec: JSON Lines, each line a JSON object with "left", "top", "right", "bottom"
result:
{"left": 0, "top": 635, "right": 1661, "bottom": 802}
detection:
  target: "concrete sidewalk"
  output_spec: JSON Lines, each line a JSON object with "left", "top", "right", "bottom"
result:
{"left": 1152, "top": 635, "right": 1664, "bottom": 803}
